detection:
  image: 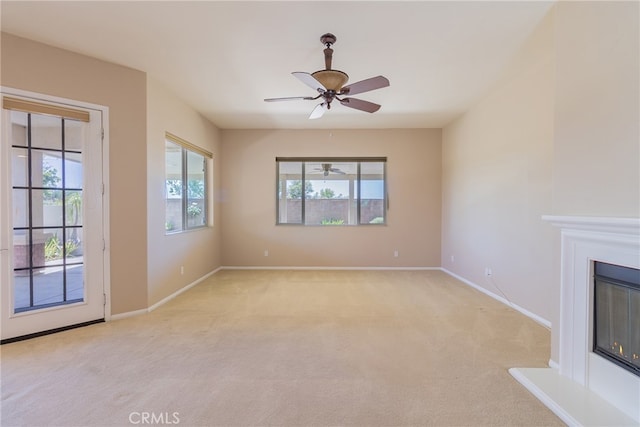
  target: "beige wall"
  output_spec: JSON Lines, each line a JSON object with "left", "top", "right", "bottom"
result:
{"left": 552, "top": 1, "right": 639, "bottom": 217}
{"left": 544, "top": 0, "right": 639, "bottom": 365}
{"left": 1, "top": 33, "right": 148, "bottom": 315}
{"left": 220, "top": 129, "right": 441, "bottom": 267}
{"left": 442, "top": 2, "right": 640, "bottom": 367}
{"left": 146, "top": 77, "right": 222, "bottom": 306}
{"left": 441, "top": 9, "right": 556, "bottom": 333}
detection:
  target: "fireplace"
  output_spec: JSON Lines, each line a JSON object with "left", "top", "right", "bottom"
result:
{"left": 593, "top": 261, "right": 640, "bottom": 377}
{"left": 510, "top": 216, "right": 640, "bottom": 425}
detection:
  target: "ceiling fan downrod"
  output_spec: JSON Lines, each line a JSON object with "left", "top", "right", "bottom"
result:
{"left": 321, "top": 33, "right": 336, "bottom": 70}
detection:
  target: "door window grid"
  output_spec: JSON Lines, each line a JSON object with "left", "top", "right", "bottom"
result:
{"left": 11, "top": 111, "right": 84, "bottom": 312}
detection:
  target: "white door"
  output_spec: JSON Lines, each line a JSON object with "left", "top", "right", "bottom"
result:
{"left": 1, "top": 92, "right": 107, "bottom": 342}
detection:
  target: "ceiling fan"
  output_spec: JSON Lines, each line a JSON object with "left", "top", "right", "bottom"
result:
{"left": 310, "top": 163, "right": 346, "bottom": 176}
{"left": 264, "top": 33, "right": 390, "bottom": 119}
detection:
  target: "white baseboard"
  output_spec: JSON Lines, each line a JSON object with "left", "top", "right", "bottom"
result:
{"left": 441, "top": 268, "right": 552, "bottom": 329}
{"left": 148, "top": 268, "right": 220, "bottom": 312}
{"left": 109, "top": 267, "right": 222, "bottom": 321}
{"left": 221, "top": 266, "right": 441, "bottom": 271}
{"left": 110, "top": 309, "right": 148, "bottom": 322}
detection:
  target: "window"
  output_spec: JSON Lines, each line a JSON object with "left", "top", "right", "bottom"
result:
{"left": 276, "top": 157, "right": 387, "bottom": 225}
{"left": 165, "top": 133, "right": 211, "bottom": 233}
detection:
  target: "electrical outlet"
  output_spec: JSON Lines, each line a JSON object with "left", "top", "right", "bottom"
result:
{"left": 264, "top": 250, "right": 269, "bottom": 257}
{"left": 180, "top": 266, "right": 184, "bottom": 275}
{"left": 451, "top": 255, "right": 455, "bottom": 263}
{"left": 485, "top": 267, "right": 492, "bottom": 276}
{"left": 394, "top": 250, "right": 399, "bottom": 258}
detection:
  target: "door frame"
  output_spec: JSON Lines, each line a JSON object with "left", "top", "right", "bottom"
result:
{"left": 0, "top": 87, "right": 111, "bottom": 339}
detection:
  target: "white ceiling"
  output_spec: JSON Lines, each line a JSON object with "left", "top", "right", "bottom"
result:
{"left": 1, "top": 1, "right": 553, "bottom": 129}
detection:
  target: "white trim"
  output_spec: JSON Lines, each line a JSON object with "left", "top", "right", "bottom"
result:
{"left": 548, "top": 359, "right": 560, "bottom": 370}
{"left": 221, "top": 266, "right": 441, "bottom": 271}
{"left": 537, "top": 215, "right": 640, "bottom": 422}
{"left": 148, "top": 268, "right": 219, "bottom": 312}
{"left": 109, "top": 267, "right": 222, "bottom": 320}
{"left": 110, "top": 309, "right": 148, "bottom": 322}
{"left": 509, "top": 367, "right": 638, "bottom": 427}
{"left": 441, "top": 268, "right": 552, "bottom": 329}
{"left": 102, "top": 108, "right": 111, "bottom": 321}
{"left": 1, "top": 87, "right": 109, "bottom": 117}
{"left": 542, "top": 215, "right": 640, "bottom": 235}
{"left": 0, "top": 87, "right": 110, "bottom": 339}
{"left": 509, "top": 368, "right": 579, "bottom": 427}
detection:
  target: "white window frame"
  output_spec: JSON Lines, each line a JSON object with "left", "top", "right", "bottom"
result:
{"left": 165, "top": 133, "right": 211, "bottom": 234}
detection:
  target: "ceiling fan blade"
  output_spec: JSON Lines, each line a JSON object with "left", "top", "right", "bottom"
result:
{"left": 293, "top": 72, "right": 327, "bottom": 93}
{"left": 309, "top": 103, "right": 327, "bottom": 120}
{"left": 339, "top": 98, "right": 381, "bottom": 113}
{"left": 340, "top": 76, "right": 390, "bottom": 96}
{"left": 264, "top": 96, "right": 315, "bottom": 102}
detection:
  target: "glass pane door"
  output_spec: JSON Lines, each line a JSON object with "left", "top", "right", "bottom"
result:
{"left": 10, "top": 110, "right": 85, "bottom": 312}
{"left": 2, "top": 92, "right": 105, "bottom": 343}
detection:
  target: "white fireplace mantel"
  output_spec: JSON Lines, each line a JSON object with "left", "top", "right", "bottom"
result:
{"left": 511, "top": 215, "right": 640, "bottom": 427}
{"left": 541, "top": 215, "right": 640, "bottom": 240}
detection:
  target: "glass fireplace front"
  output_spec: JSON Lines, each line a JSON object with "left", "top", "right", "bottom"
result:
{"left": 593, "top": 261, "right": 640, "bottom": 377}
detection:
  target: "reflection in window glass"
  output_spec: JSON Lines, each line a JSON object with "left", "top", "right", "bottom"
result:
{"left": 276, "top": 158, "right": 386, "bottom": 226}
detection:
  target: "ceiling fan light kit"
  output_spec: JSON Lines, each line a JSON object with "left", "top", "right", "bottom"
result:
{"left": 264, "top": 33, "right": 390, "bottom": 119}
{"left": 312, "top": 70, "right": 349, "bottom": 92}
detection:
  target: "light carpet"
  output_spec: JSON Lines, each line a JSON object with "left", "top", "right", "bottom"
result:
{"left": 1, "top": 270, "right": 563, "bottom": 426}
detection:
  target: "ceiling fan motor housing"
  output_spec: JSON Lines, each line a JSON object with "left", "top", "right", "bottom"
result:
{"left": 320, "top": 33, "right": 337, "bottom": 47}
{"left": 312, "top": 70, "right": 349, "bottom": 92}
